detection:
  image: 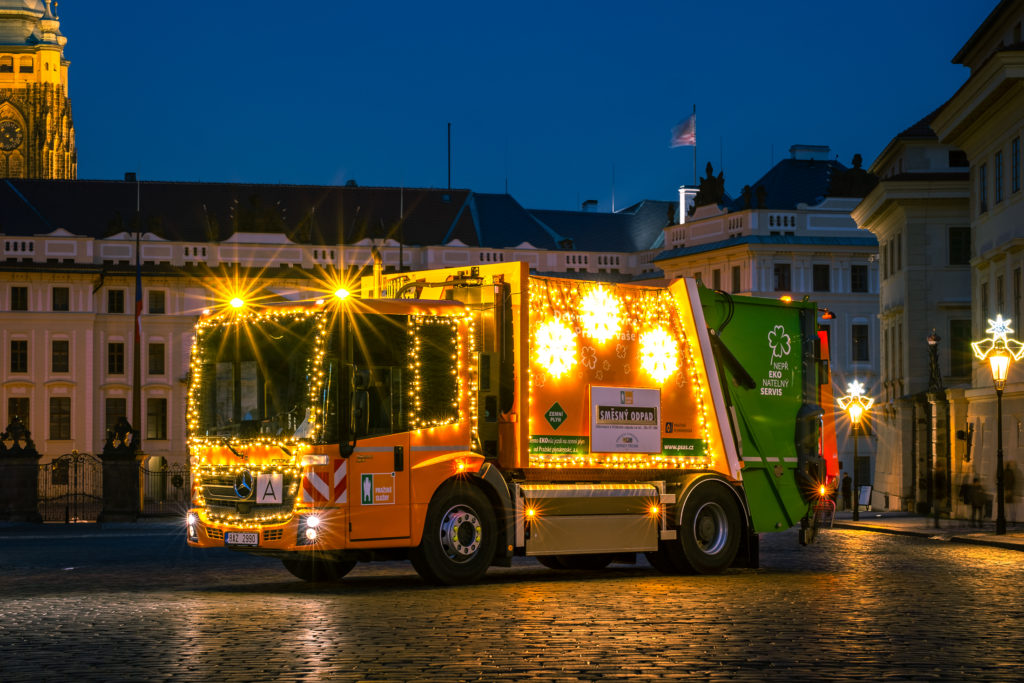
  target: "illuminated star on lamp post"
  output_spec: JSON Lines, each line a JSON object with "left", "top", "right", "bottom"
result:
{"left": 838, "top": 380, "right": 873, "bottom": 522}
{"left": 971, "top": 314, "right": 1023, "bottom": 536}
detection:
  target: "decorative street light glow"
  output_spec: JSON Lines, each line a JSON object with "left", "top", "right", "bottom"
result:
{"left": 837, "top": 380, "right": 873, "bottom": 421}
{"left": 972, "top": 313, "right": 1021, "bottom": 535}
{"left": 971, "top": 314, "right": 1024, "bottom": 390}
{"left": 838, "top": 380, "right": 873, "bottom": 522}
{"left": 229, "top": 297, "right": 245, "bottom": 309}
{"left": 580, "top": 288, "right": 621, "bottom": 343}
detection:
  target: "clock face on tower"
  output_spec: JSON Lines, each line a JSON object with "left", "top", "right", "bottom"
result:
{"left": 0, "top": 119, "right": 23, "bottom": 151}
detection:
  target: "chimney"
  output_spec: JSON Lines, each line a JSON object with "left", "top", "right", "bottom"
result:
{"left": 124, "top": 172, "right": 137, "bottom": 182}
{"left": 678, "top": 185, "right": 698, "bottom": 223}
{"left": 581, "top": 199, "right": 598, "bottom": 212}
{"left": 789, "top": 145, "right": 830, "bottom": 161}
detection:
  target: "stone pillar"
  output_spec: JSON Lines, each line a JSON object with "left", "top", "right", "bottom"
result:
{"left": 98, "top": 417, "right": 142, "bottom": 523}
{"left": 0, "top": 418, "right": 43, "bottom": 523}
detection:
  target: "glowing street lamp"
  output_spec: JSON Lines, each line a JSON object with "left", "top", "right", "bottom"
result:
{"left": 971, "top": 314, "right": 1024, "bottom": 535}
{"left": 838, "top": 380, "right": 874, "bottom": 521}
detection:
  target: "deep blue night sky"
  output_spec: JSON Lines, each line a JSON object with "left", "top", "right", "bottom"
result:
{"left": 58, "top": 1, "right": 993, "bottom": 211}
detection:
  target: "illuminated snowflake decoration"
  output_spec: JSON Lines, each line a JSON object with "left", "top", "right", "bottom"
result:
{"left": 639, "top": 328, "right": 679, "bottom": 383}
{"left": 535, "top": 319, "right": 576, "bottom": 378}
{"left": 580, "top": 288, "right": 621, "bottom": 343}
{"left": 838, "top": 380, "right": 874, "bottom": 418}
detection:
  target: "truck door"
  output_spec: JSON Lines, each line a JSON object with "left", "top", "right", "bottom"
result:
{"left": 341, "top": 314, "right": 413, "bottom": 542}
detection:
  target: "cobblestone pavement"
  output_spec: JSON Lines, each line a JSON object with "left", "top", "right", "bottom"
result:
{"left": 1, "top": 522, "right": 1023, "bottom": 681}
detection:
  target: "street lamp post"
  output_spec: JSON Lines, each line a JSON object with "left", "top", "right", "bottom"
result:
{"left": 971, "top": 314, "right": 1024, "bottom": 535}
{"left": 839, "top": 381, "right": 874, "bottom": 522}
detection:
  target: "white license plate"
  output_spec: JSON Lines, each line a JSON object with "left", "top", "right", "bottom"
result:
{"left": 225, "top": 531, "right": 259, "bottom": 547}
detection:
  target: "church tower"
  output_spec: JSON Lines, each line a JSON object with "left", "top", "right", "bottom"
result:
{"left": 0, "top": 0, "right": 75, "bottom": 179}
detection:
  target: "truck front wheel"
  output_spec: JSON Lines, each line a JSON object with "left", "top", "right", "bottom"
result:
{"left": 281, "top": 554, "right": 357, "bottom": 582}
{"left": 410, "top": 482, "right": 497, "bottom": 585}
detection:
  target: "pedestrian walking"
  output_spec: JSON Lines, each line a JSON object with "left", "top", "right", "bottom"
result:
{"left": 970, "top": 477, "right": 987, "bottom": 528}
{"left": 841, "top": 472, "right": 852, "bottom": 512}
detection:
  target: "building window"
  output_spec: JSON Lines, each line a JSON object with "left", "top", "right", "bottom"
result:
{"left": 50, "top": 397, "right": 71, "bottom": 440}
{"left": 147, "top": 398, "right": 167, "bottom": 440}
{"left": 950, "top": 320, "right": 972, "bottom": 377}
{"left": 10, "top": 339, "right": 27, "bottom": 373}
{"left": 1012, "top": 138, "right": 1020, "bottom": 194}
{"left": 148, "top": 290, "right": 165, "bottom": 314}
{"left": 10, "top": 286, "right": 27, "bottom": 311}
{"left": 51, "top": 339, "right": 69, "bottom": 373}
{"left": 896, "top": 232, "right": 902, "bottom": 271}
{"left": 981, "top": 282, "right": 989, "bottom": 320}
{"left": 148, "top": 342, "right": 165, "bottom": 375}
{"left": 108, "top": 342, "right": 125, "bottom": 375}
{"left": 979, "top": 163, "right": 988, "bottom": 213}
{"left": 851, "top": 324, "right": 870, "bottom": 362}
{"left": 712, "top": 269, "right": 721, "bottom": 290}
{"left": 52, "top": 287, "right": 69, "bottom": 312}
{"left": 8, "top": 397, "right": 28, "bottom": 424}
{"left": 773, "top": 263, "right": 791, "bottom": 291}
{"left": 813, "top": 264, "right": 830, "bottom": 292}
{"left": 731, "top": 266, "right": 741, "bottom": 293}
{"left": 108, "top": 290, "right": 125, "bottom": 314}
{"left": 949, "top": 150, "right": 969, "bottom": 168}
{"left": 105, "top": 397, "right": 127, "bottom": 434}
{"left": 948, "top": 227, "right": 971, "bottom": 265}
{"left": 996, "top": 151, "right": 1004, "bottom": 204}
{"left": 1015, "top": 268, "right": 1021, "bottom": 332}
{"left": 851, "top": 265, "right": 869, "bottom": 293}
{"left": 0, "top": 56, "right": 12, "bottom": 73}
{"left": 997, "top": 275, "right": 1005, "bottom": 314}
{"left": 18, "top": 57, "right": 32, "bottom": 73}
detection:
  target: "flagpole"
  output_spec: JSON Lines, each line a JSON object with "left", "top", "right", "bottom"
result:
{"left": 692, "top": 104, "right": 697, "bottom": 187}
{"left": 133, "top": 179, "right": 142, "bottom": 457}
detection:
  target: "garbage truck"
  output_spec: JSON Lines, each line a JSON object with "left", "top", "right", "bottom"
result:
{"left": 184, "top": 261, "right": 836, "bottom": 584}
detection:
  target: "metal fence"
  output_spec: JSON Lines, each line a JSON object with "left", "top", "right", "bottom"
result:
{"left": 33, "top": 454, "right": 191, "bottom": 521}
{"left": 37, "top": 452, "right": 103, "bottom": 523}
{"left": 140, "top": 460, "right": 192, "bottom": 517}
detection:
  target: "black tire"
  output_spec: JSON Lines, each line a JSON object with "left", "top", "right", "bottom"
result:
{"left": 666, "top": 480, "right": 742, "bottom": 574}
{"left": 410, "top": 481, "right": 497, "bottom": 585}
{"left": 281, "top": 554, "right": 356, "bottom": 582}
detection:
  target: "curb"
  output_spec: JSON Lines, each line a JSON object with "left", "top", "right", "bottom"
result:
{"left": 833, "top": 522, "right": 1024, "bottom": 552}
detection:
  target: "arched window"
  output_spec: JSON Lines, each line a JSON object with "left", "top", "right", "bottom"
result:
{"left": 0, "top": 57, "right": 12, "bottom": 73}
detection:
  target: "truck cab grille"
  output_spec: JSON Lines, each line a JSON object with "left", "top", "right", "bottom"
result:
{"left": 198, "top": 473, "right": 298, "bottom": 519}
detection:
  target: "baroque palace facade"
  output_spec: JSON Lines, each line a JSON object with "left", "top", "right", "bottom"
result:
{"left": 855, "top": 0, "right": 1024, "bottom": 522}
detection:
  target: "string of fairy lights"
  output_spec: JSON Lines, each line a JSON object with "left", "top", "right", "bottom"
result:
{"left": 527, "top": 278, "right": 714, "bottom": 470}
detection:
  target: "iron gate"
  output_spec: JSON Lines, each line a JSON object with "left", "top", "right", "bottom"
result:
{"left": 38, "top": 452, "right": 103, "bottom": 522}
{"left": 141, "top": 460, "right": 191, "bottom": 516}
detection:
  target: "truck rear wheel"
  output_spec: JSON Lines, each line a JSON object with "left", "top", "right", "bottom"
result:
{"left": 649, "top": 480, "right": 742, "bottom": 575}
{"left": 672, "top": 480, "right": 741, "bottom": 574}
{"left": 410, "top": 482, "right": 497, "bottom": 585}
{"left": 281, "top": 554, "right": 356, "bottom": 582}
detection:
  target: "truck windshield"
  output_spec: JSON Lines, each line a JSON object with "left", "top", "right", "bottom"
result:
{"left": 190, "top": 314, "right": 319, "bottom": 440}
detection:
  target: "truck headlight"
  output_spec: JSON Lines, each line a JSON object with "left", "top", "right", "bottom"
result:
{"left": 186, "top": 512, "right": 199, "bottom": 541}
{"left": 297, "top": 514, "right": 322, "bottom": 545}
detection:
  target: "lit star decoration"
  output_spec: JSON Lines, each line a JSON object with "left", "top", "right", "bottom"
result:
{"left": 972, "top": 314, "right": 1024, "bottom": 363}
{"left": 837, "top": 380, "right": 874, "bottom": 424}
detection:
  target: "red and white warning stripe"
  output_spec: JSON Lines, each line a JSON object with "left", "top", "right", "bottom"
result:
{"left": 301, "top": 467, "right": 331, "bottom": 504}
{"left": 335, "top": 459, "right": 348, "bottom": 504}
